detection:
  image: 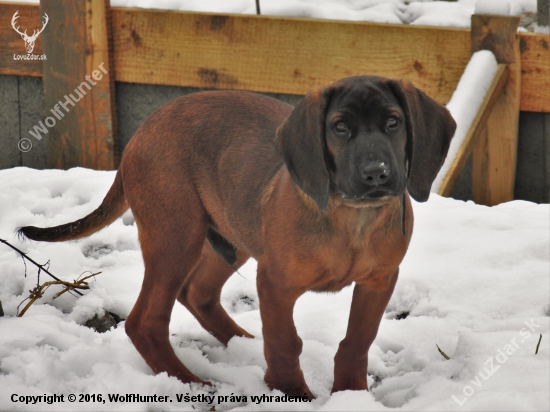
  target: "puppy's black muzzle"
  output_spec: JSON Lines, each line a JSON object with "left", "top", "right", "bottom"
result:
{"left": 340, "top": 158, "right": 404, "bottom": 200}
{"left": 360, "top": 161, "right": 390, "bottom": 186}
{"left": 356, "top": 160, "right": 399, "bottom": 198}
{"left": 352, "top": 143, "right": 404, "bottom": 198}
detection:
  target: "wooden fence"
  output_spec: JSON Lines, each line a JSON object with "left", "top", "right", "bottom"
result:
{"left": 2, "top": 4, "right": 548, "bottom": 111}
{"left": 0, "top": 1, "right": 549, "bottom": 204}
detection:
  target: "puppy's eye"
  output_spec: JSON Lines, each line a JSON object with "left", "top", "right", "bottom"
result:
{"left": 387, "top": 117, "right": 399, "bottom": 129}
{"left": 334, "top": 122, "right": 348, "bottom": 134}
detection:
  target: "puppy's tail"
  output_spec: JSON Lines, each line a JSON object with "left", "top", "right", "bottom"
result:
{"left": 18, "top": 171, "right": 128, "bottom": 242}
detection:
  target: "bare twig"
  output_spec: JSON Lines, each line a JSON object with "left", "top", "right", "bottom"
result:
{"left": 535, "top": 334, "right": 542, "bottom": 355}
{"left": 437, "top": 344, "right": 450, "bottom": 360}
{"left": 0, "top": 238, "right": 83, "bottom": 296}
{"left": 17, "top": 272, "right": 101, "bottom": 317}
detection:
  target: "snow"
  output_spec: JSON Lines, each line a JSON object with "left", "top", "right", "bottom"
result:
{"left": 475, "top": 0, "right": 510, "bottom": 16}
{"left": 1, "top": 0, "right": 549, "bottom": 410}
{"left": 432, "top": 50, "right": 498, "bottom": 194}
{"left": 403, "top": 1, "right": 476, "bottom": 28}
{"left": 0, "top": 167, "right": 548, "bottom": 411}
{"left": 534, "top": 24, "right": 550, "bottom": 33}
{"left": 1, "top": 0, "right": 540, "bottom": 28}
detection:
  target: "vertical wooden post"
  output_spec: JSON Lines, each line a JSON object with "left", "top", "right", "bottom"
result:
{"left": 40, "top": 0, "right": 118, "bottom": 170}
{"left": 471, "top": 15, "right": 520, "bottom": 206}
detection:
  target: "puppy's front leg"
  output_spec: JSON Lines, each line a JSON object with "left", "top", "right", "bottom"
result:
{"left": 257, "top": 257, "right": 314, "bottom": 399}
{"left": 332, "top": 269, "right": 399, "bottom": 393}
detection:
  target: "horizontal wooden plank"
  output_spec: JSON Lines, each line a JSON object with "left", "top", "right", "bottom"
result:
{"left": 1, "top": 3, "right": 548, "bottom": 112}
{"left": 112, "top": 8, "right": 472, "bottom": 107}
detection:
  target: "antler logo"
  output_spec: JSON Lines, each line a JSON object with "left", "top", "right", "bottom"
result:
{"left": 12, "top": 10, "right": 49, "bottom": 54}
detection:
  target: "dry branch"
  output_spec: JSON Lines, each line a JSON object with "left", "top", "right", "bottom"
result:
{"left": 0, "top": 238, "right": 83, "bottom": 296}
{"left": 17, "top": 272, "right": 101, "bottom": 317}
{"left": 535, "top": 334, "right": 542, "bottom": 355}
{"left": 437, "top": 344, "right": 451, "bottom": 360}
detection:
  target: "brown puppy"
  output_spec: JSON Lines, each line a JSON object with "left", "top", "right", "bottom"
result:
{"left": 19, "top": 76, "right": 456, "bottom": 397}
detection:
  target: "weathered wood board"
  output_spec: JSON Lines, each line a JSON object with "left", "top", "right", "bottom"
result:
{"left": 1, "top": 4, "right": 548, "bottom": 113}
{"left": 40, "top": 0, "right": 117, "bottom": 170}
{"left": 470, "top": 15, "right": 521, "bottom": 205}
{"left": 0, "top": 3, "right": 43, "bottom": 77}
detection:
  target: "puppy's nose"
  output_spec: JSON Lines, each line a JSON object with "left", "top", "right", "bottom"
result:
{"left": 360, "top": 161, "right": 390, "bottom": 186}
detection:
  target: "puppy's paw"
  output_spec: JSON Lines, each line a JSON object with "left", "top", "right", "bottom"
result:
{"left": 265, "top": 370, "right": 315, "bottom": 400}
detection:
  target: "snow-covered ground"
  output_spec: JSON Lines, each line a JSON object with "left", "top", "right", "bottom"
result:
{"left": 1, "top": 0, "right": 549, "bottom": 410}
{"left": 0, "top": 167, "right": 548, "bottom": 411}
{"left": 2, "top": 0, "right": 544, "bottom": 31}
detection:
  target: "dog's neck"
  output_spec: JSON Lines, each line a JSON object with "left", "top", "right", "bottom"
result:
{"left": 294, "top": 183, "right": 404, "bottom": 238}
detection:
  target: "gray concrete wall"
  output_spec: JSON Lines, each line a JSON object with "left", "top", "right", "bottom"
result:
{"left": 1, "top": 75, "right": 549, "bottom": 203}
{"left": 115, "top": 82, "right": 303, "bottom": 150}
{"left": 0, "top": 75, "right": 47, "bottom": 169}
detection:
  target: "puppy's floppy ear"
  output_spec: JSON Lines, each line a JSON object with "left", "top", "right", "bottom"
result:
{"left": 275, "top": 88, "right": 331, "bottom": 212}
{"left": 388, "top": 79, "right": 456, "bottom": 202}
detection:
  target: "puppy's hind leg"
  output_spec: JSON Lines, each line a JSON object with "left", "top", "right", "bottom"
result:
{"left": 178, "top": 240, "right": 253, "bottom": 346}
{"left": 124, "top": 197, "right": 209, "bottom": 384}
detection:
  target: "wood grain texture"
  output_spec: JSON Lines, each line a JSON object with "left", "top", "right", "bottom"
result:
{"left": 471, "top": 15, "right": 520, "bottom": 64}
{"left": 519, "top": 33, "right": 550, "bottom": 113}
{"left": 40, "top": 0, "right": 85, "bottom": 170}
{"left": 111, "top": 9, "right": 470, "bottom": 106}
{"left": 86, "top": 0, "right": 119, "bottom": 166}
{"left": 0, "top": 3, "right": 44, "bottom": 77}
{"left": 41, "top": 0, "right": 117, "bottom": 170}
{"left": 0, "top": 4, "right": 548, "bottom": 112}
{"left": 472, "top": 16, "right": 521, "bottom": 205}
{"left": 438, "top": 64, "right": 509, "bottom": 197}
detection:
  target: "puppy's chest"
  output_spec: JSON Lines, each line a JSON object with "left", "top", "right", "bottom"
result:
{"left": 310, "top": 223, "right": 385, "bottom": 292}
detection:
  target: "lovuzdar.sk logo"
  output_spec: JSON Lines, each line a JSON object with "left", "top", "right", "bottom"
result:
{"left": 12, "top": 10, "right": 48, "bottom": 61}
